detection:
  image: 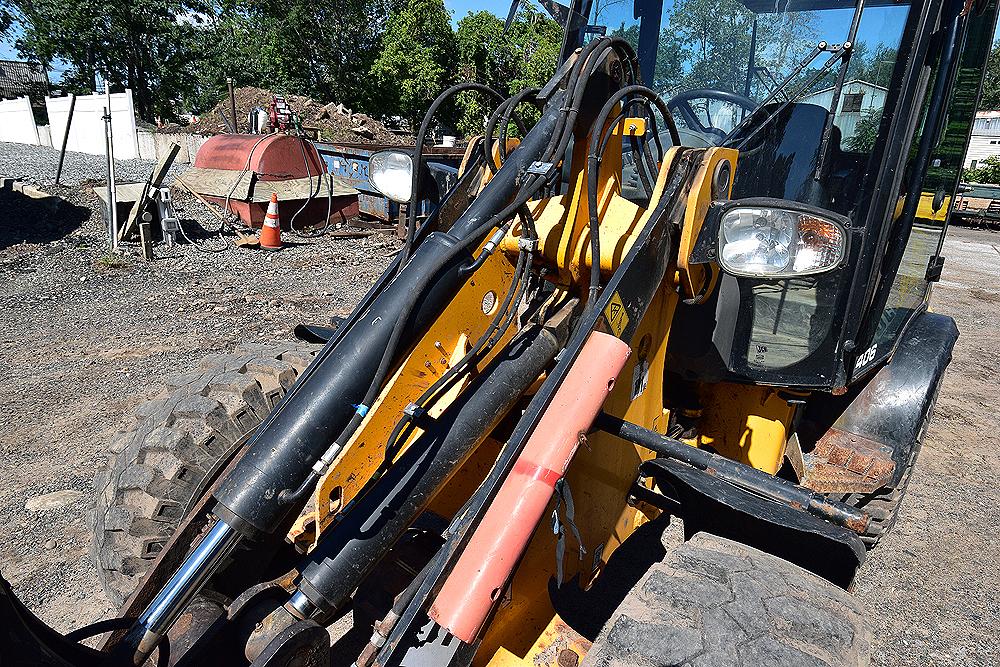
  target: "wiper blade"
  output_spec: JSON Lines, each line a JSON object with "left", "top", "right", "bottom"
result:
{"left": 723, "top": 41, "right": 848, "bottom": 150}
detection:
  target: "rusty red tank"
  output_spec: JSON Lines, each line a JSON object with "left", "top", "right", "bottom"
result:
{"left": 189, "top": 133, "right": 358, "bottom": 228}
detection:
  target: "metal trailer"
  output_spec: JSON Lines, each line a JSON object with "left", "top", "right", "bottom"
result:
{"left": 953, "top": 182, "right": 1000, "bottom": 226}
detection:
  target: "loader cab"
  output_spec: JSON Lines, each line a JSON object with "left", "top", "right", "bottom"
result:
{"left": 572, "top": 0, "right": 997, "bottom": 391}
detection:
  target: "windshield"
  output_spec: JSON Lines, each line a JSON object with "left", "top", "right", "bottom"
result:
{"left": 591, "top": 0, "right": 911, "bottom": 155}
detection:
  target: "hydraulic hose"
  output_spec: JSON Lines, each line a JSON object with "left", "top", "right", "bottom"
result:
{"left": 586, "top": 85, "right": 678, "bottom": 312}
{"left": 122, "top": 38, "right": 639, "bottom": 663}
{"left": 289, "top": 321, "right": 562, "bottom": 617}
{"left": 483, "top": 88, "right": 541, "bottom": 172}
{"left": 401, "top": 83, "right": 509, "bottom": 268}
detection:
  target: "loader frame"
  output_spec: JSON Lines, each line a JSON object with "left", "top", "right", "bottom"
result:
{"left": 5, "top": 1, "right": 996, "bottom": 664}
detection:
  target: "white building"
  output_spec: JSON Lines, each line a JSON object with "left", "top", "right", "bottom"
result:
{"left": 800, "top": 79, "right": 887, "bottom": 146}
{"left": 964, "top": 110, "right": 1000, "bottom": 169}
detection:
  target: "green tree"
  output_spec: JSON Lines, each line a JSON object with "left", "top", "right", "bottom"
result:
{"left": 3, "top": 0, "right": 207, "bottom": 120}
{"left": 188, "top": 0, "right": 395, "bottom": 114}
{"left": 454, "top": 10, "right": 514, "bottom": 137}
{"left": 2, "top": 0, "right": 398, "bottom": 119}
{"left": 964, "top": 154, "right": 1000, "bottom": 184}
{"left": 453, "top": 5, "right": 560, "bottom": 137}
{"left": 618, "top": 0, "right": 818, "bottom": 97}
{"left": 369, "top": 0, "right": 457, "bottom": 129}
{"left": 979, "top": 42, "right": 1000, "bottom": 110}
{"left": 845, "top": 108, "right": 880, "bottom": 152}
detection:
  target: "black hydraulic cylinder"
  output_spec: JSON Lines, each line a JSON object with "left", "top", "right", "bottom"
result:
{"left": 212, "top": 99, "right": 564, "bottom": 538}
{"left": 214, "top": 232, "right": 466, "bottom": 535}
{"left": 296, "top": 323, "right": 561, "bottom": 614}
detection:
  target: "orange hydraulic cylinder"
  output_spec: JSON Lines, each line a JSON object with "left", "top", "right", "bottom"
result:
{"left": 428, "top": 331, "right": 631, "bottom": 643}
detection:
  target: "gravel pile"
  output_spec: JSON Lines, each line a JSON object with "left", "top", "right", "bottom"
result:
{"left": 0, "top": 141, "right": 186, "bottom": 188}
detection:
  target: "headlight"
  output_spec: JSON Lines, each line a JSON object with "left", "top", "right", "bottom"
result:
{"left": 719, "top": 206, "right": 846, "bottom": 277}
{"left": 369, "top": 150, "right": 413, "bottom": 203}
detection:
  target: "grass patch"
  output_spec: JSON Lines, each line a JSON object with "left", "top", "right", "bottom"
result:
{"left": 94, "top": 253, "right": 132, "bottom": 270}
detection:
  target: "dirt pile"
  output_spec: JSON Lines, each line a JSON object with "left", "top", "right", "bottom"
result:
{"left": 177, "top": 87, "right": 405, "bottom": 145}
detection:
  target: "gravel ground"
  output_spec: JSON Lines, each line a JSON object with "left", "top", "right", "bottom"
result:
{"left": 1, "top": 141, "right": 998, "bottom": 665}
{"left": 0, "top": 141, "right": 398, "bottom": 632}
{"left": 0, "top": 141, "right": 188, "bottom": 188}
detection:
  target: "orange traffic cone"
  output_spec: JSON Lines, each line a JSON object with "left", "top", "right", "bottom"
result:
{"left": 260, "top": 192, "right": 283, "bottom": 250}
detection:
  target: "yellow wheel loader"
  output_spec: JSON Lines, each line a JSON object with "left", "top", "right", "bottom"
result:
{"left": 3, "top": 0, "right": 996, "bottom": 664}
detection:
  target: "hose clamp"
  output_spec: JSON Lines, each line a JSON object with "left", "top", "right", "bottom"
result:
{"left": 518, "top": 237, "right": 539, "bottom": 252}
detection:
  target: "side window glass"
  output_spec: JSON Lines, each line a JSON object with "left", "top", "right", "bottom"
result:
{"left": 862, "top": 7, "right": 994, "bottom": 377}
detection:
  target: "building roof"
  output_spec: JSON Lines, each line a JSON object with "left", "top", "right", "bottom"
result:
{"left": 0, "top": 59, "right": 49, "bottom": 101}
{"left": 804, "top": 79, "right": 889, "bottom": 98}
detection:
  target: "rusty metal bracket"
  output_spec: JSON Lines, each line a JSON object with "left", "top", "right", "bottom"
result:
{"left": 801, "top": 428, "right": 896, "bottom": 494}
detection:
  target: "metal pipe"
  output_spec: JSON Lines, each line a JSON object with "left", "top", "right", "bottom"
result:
{"left": 127, "top": 519, "right": 240, "bottom": 664}
{"left": 103, "top": 106, "right": 114, "bottom": 247}
{"left": 594, "top": 413, "right": 870, "bottom": 533}
{"left": 104, "top": 80, "right": 119, "bottom": 249}
{"left": 429, "top": 332, "right": 631, "bottom": 642}
{"left": 55, "top": 94, "right": 76, "bottom": 185}
{"left": 292, "top": 322, "right": 562, "bottom": 617}
{"left": 115, "top": 101, "right": 569, "bottom": 662}
{"left": 227, "top": 77, "right": 238, "bottom": 133}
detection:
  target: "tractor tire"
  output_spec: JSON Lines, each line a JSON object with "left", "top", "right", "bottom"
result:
{"left": 826, "top": 388, "right": 939, "bottom": 549}
{"left": 583, "top": 532, "right": 871, "bottom": 667}
{"left": 91, "top": 343, "right": 319, "bottom": 607}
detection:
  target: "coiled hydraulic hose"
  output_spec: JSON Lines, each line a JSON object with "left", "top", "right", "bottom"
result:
{"left": 483, "top": 88, "right": 542, "bottom": 172}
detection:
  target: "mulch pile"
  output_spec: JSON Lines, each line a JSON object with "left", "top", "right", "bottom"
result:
{"left": 174, "top": 87, "right": 405, "bottom": 145}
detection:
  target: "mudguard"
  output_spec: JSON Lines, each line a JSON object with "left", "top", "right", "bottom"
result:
{"left": 640, "top": 458, "right": 866, "bottom": 589}
{"left": 801, "top": 310, "right": 959, "bottom": 494}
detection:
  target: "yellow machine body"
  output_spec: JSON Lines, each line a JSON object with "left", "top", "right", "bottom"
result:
{"left": 287, "top": 113, "right": 798, "bottom": 667}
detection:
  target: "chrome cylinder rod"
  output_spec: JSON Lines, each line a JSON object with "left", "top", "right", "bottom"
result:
{"left": 128, "top": 519, "right": 240, "bottom": 664}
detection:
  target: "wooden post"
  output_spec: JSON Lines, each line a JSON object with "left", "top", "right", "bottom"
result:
{"left": 139, "top": 213, "right": 154, "bottom": 260}
{"left": 119, "top": 142, "right": 180, "bottom": 241}
{"left": 54, "top": 94, "right": 77, "bottom": 185}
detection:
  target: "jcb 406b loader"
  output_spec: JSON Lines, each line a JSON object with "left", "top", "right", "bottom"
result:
{"left": 4, "top": 0, "right": 996, "bottom": 664}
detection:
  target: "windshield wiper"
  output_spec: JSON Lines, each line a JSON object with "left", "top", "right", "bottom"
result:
{"left": 723, "top": 41, "right": 845, "bottom": 150}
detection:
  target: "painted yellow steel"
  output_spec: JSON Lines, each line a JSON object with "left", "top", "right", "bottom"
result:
{"left": 676, "top": 149, "right": 737, "bottom": 300}
{"left": 474, "top": 146, "right": 745, "bottom": 667}
{"left": 501, "top": 112, "right": 637, "bottom": 289}
{"left": 303, "top": 249, "right": 519, "bottom": 543}
{"left": 278, "top": 95, "right": 805, "bottom": 667}
{"left": 686, "top": 383, "right": 797, "bottom": 475}
{"left": 622, "top": 117, "right": 647, "bottom": 136}
{"left": 486, "top": 615, "right": 592, "bottom": 667}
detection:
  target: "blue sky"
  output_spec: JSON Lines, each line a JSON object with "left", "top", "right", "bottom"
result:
{"left": 448, "top": 0, "right": 509, "bottom": 25}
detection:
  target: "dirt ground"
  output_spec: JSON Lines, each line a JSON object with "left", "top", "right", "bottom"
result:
{"left": 852, "top": 225, "right": 1000, "bottom": 666}
{"left": 0, "top": 177, "right": 997, "bottom": 664}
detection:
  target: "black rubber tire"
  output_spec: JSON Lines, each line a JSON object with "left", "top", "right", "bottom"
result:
{"left": 583, "top": 532, "right": 871, "bottom": 667}
{"left": 91, "top": 343, "right": 318, "bottom": 607}
{"left": 827, "top": 388, "right": 939, "bottom": 549}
